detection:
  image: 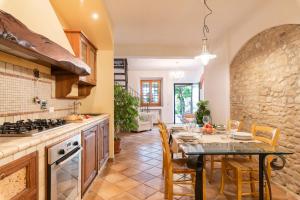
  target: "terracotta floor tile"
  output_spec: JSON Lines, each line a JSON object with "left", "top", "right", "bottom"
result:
{"left": 131, "top": 172, "right": 157, "bottom": 183}
{"left": 135, "top": 156, "right": 153, "bottom": 162}
{"left": 83, "top": 191, "right": 105, "bottom": 200}
{"left": 109, "top": 192, "right": 140, "bottom": 200}
{"left": 144, "top": 167, "right": 162, "bottom": 177}
{"left": 110, "top": 163, "right": 129, "bottom": 172}
{"left": 132, "top": 163, "right": 155, "bottom": 171}
{"left": 121, "top": 167, "right": 142, "bottom": 177}
{"left": 114, "top": 177, "right": 141, "bottom": 191}
{"left": 144, "top": 177, "right": 164, "bottom": 190}
{"left": 103, "top": 173, "right": 127, "bottom": 183}
{"left": 90, "top": 179, "right": 124, "bottom": 199}
{"left": 145, "top": 191, "right": 165, "bottom": 200}
{"left": 128, "top": 184, "right": 157, "bottom": 199}
{"left": 145, "top": 159, "right": 161, "bottom": 166}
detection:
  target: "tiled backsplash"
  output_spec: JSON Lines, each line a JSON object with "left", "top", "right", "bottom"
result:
{"left": 0, "top": 60, "right": 74, "bottom": 124}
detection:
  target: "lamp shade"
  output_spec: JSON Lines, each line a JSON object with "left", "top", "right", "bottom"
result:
{"left": 195, "top": 52, "right": 216, "bottom": 65}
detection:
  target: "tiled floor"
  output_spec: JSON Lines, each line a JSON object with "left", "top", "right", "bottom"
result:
{"left": 83, "top": 128, "right": 298, "bottom": 200}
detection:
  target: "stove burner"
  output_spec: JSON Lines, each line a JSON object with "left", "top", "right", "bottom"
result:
{"left": 0, "top": 118, "right": 66, "bottom": 136}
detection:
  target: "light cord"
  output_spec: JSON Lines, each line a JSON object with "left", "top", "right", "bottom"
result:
{"left": 202, "top": 0, "right": 213, "bottom": 39}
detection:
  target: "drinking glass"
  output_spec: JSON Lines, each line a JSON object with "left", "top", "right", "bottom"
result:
{"left": 230, "top": 121, "right": 239, "bottom": 133}
{"left": 228, "top": 120, "right": 239, "bottom": 140}
{"left": 202, "top": 115, "right": 210, "bottom": 125}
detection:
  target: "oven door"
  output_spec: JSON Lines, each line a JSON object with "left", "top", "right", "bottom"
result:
{"left": 49, "top": 147, "right": 82, "bottom": 200}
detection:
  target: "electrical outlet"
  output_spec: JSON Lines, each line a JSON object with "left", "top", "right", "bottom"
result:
{"left": 49, "top": 107, "right": 55, "bottom": 113}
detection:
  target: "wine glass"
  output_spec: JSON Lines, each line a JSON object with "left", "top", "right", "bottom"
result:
{"left": 202, "top": 115, "right": 210, "bottom": 125}
{"left": 230, "top": 121, "right": 239, "bottom": 133}
{"left": 228, "top": 120, "right": 239, "bottom": 140}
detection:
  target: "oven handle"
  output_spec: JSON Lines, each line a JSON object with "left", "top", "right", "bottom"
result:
{"left": 55, "top": 147, "right": 82, "bottom": 167}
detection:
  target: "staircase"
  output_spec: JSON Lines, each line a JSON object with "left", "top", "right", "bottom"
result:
{"left": 114, "top": 58, "right": 128, "bottom": 90}
{"left": 114, "top": 58, "right": 149, "bottom": 113}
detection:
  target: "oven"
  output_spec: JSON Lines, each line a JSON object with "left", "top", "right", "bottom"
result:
{"left": 47, "top": 134, "right": 81, "bottom": 200}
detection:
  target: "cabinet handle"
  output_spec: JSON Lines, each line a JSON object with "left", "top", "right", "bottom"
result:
{"left": 0, "top": 173, "right": 6, "bottom": 180}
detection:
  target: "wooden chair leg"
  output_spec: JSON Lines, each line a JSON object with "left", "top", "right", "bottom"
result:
{"left": 250, "top": 171, "right": 256, "bottom": 196}
{"left": 167, "top": 170, "right": 173, "bottom": 200}
{"left": 209, "top": 155, "right": 214, "bottom": 183}
{"left": 236, "top": 169, "right": 242, "bottom": 200}
{"left": 162, "top": 153, "right": 165, "bottom": 176}
{"left": 220, "top": 160, "right": 226, "bottom": 194}
{"left": 164, "top": 169, "right": 168, "bottom": 199}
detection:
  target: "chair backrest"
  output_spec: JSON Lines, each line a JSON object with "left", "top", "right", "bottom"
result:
{"left": 251, "top": 125, "right": 280, "bottom": 146}
{"left": 159, "top": 128, "right": 172, "bottom": 167}
{"left": 157, "top": 120, "right": 167, "bottom": 131}
{"left": 227, "top": 120, "right": 243, "bottom": 131}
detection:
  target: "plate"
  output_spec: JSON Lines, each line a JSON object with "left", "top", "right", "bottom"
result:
{"left": 232, "top": 132, "right": 253, "bottom": 140}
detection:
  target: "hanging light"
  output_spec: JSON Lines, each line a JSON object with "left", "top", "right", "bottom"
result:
{"left": 195, "top": 0, "right": 216, "bottom": 66}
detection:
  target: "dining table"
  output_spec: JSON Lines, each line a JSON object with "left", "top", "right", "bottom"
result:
{"left": 168, "top": 126, "right": 292, "bottom": 200}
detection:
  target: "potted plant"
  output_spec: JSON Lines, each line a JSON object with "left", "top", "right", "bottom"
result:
{"left": 114, "top": 85, "right": 139, "bottom": 153}
{"left": 195, "top": 100, "right": 211, "bottom": 126}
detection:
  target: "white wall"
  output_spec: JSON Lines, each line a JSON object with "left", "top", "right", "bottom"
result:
{"left": 128, "top": 69, "right": 203, "bottom": 123}
{"left": 204, "top": 0, "right": 300, "bottom": 124}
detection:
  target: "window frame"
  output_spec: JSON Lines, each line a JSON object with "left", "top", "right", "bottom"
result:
{"left": 140, "top": 79, "right": 162, "bottom": 107}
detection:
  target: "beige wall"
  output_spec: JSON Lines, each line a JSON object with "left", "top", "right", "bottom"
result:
{"left": 204, "top": 0, "right": 300, "bottom": 124}
{"left": 80, "top": 51, "right": 115, "bottom": 157}
{"left": 0, "top": 0, "right": 74, "bottom": 54}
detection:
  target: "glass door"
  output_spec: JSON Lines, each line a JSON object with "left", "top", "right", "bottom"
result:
{"left": 174, "top": 83, "right": 200, "bottom": 124}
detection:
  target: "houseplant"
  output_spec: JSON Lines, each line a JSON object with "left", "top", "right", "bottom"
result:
{"left": 114, "top": 85, "right": 139, "bottom": 153}
{"left": 195, "top": 100, "right": 211, "bottom": 125}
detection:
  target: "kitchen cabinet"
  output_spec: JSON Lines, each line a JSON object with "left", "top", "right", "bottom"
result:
{"left": 64, "top": 30, "right": 97, "bottom": 86}
{"left": 81, "top": 125, "right": 98, "bottom": 195}
{"left": 103, "top": 120, "right": 110, "bottom": 161}
{"left": 98, "top": 119, "right": 109, "bottom": 169}
{"left": 0, "top": 152, "right": 38, "bottom": 200}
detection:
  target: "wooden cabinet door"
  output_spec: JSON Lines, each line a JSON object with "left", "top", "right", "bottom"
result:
{"left": 81, "top": 125, "right": 98, "bottom": 195}
{"left": 98, "top": 124, "right": 104, "bottom": 169}
{"left": 80, "top": 39, "right": 88, "bottom": 63}
{"left": 103, "top": 121, "right": 109, "bottom": 160}
{"left": 64, "top": 30, "right": 97, "bottom": 86}
{"left": 88, "top": 47, "right": 96, "bottom": 84}
{"left": 0, "top": 152, "right": 38, "bottom": 200}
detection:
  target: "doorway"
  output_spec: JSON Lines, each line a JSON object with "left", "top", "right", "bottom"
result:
{"left": 174, "top": 83, "right": 200, "bottom": 124}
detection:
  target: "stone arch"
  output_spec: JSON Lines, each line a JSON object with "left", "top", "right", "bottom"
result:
{"left": 230, "top": 24, "right": 300, "bottom": 195}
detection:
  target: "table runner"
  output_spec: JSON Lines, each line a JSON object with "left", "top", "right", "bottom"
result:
{"left": 171, "top": 131, "right": 261, "bottom": 153}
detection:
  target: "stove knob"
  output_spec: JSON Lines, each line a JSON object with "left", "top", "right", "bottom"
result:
{"left": 73, "top": 141, "right": 79, "bottom": 146}
{"left": 58, "top": 149, "right": 65, "bottom": 155}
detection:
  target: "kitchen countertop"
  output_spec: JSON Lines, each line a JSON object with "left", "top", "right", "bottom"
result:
{"left": 0, "top": 114, "right": 109, "bottom": 160}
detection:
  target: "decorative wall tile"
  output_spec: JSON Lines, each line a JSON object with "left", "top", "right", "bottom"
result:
{"left": 0, "top": 61, "right": 74, "bottom": 123}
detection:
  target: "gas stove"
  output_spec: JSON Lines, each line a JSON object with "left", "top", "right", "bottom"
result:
{"left": 0, "top": 119, "right": 67, "bottom": 137}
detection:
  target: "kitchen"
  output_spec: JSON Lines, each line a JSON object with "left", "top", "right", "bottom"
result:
{"left": 0, "top": 0, "right": 114, "bottom": 199}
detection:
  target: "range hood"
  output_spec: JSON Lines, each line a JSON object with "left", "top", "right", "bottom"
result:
{"left": 0, "top": 10, "right": 91, "bottom": 75}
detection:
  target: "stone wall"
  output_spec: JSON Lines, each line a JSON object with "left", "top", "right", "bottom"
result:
{"left": 230, "top": 24, "right": 300, "bottom": 196}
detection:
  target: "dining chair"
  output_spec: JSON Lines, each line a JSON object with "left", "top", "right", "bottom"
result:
{"left": 219, "top": 124, "right": 280, "bottom": 200}
{"left": 158, "top": 121, "right": 186, "bottom": 176}
{"left": 208, "top": 120, "right": 243, "bottom": 183}
{"left": 159, "top": 127, "right": 204, "bottom": 199}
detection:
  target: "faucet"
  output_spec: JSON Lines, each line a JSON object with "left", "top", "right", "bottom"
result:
{"left": 73, "top": 101, "right": 82, "bottom": 115}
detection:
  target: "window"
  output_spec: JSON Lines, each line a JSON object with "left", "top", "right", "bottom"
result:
{"left": 140, "top": 80, "right": 161, "bottom": 106}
